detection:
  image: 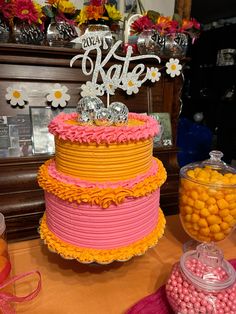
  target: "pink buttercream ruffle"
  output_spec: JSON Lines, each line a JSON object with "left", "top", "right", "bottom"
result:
{"left": 47, "top": 158, "right": 159, "bottom": 189}
{"left": 48, "top": 112, "right": 160, "bottom": 144}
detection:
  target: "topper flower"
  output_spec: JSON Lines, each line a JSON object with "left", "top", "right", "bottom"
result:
{"left": 81, "top": 81, "right": 103, "bottom": 97}
{"left": 5, "top": 86, "right": 28, "bottom": 107}
{"left": 122, "top": 73, "right": 142, "bottom": 95}
{"left": 166, "top": 58, "right": 182, "bottom": 77}
{"left": 47, "top": 83, "right": 70, "bottom": 108}
{"left": 147, "top": 67, "right": 161, "bottom": 83}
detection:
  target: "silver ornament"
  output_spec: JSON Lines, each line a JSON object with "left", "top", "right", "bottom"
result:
{"left": 94, "top": 108, "right": 113, "bottom": 126}
{"left": 109, "top": 102, "right": 129, "bottom": 115}
{"left": 77, "top": 96, "right": 104, "bottom": 117}
{"left": 77, "top": 111, "right": 93, "bottom": 125}
{"left": 109, "top": 102, "right": 129, "bottom": 126}
{"left": 113, "top": 114, "right": 128, "bottom": 126}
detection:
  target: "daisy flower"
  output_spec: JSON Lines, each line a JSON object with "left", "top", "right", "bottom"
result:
{"left": 5, "top": 86, "right": 28, "bottom": 107}
{"left": 147, "top": 67, "right": 161, "bottom": 83}
{"left": 166, "top": 58, "right": 182, "bottom": 77}
{"left": 122, "top": 73, "right": 142, "bottom": 95}
{"left": 47, "top": 83, "right": 70, "bottom": 108}
{"left": 81, "top": 81, "right": 103, "bottom": 97}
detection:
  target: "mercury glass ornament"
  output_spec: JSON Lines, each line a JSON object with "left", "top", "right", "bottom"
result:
{"left": 77, "top": 96, "right": 104, "bottom": 119}
{"left": 109, "top": 102, "right": 129, "bottom": 126}
{"left": 109, "top": 102, "right": 129, "bottom": 115}
{"left": 113, "top": 114, "right": 128, "bottom": 126}
{"left": 77, "top": 111, "right": 93, "bottom": 125}
{"left": 94, "top": 108, "right": 113, "bottom": 126}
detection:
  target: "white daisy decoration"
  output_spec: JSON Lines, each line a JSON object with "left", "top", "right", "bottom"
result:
{"left": 147, "top": 67, "right": 161, "bottom": 83}
{"left": 166, "top": 58, "right": 182, "bottom": 77}
{"left": 122, "top": 73, "right": 142, "bottom": 95}
{"left": 103, "top": 78, "right": 118, "bottom": 95}
{"left": 47, "top": 83, "right": 70, "bottom": 108}
{"left": 81, "top": 81, "right": 103, "bottom": 97}
{"left": 5, "top": 86, "right": 28, "bottom": 107}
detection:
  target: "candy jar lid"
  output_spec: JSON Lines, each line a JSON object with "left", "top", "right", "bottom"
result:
{"left": 180, "top": 150, "right": 236, "bottom": 187}
{"left": 180, "top": 242, "right": 236, "bottom": 291}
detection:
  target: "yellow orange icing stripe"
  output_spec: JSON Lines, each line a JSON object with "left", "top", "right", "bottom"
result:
{"left": 39, "top": 209, "right": 166, "bottom": 264}
{"left": 38, "top": 158, "right": 167, "bottom": 208}
{"left": 55, "top": 137, "right": 153, "bottom": 181}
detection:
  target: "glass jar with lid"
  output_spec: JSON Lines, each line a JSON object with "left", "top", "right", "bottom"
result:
{"left": 166, "top": 242, "right": 236, "bottom": 313}
{"left": 179, "top": 150, "right": 236, "bottom": 243}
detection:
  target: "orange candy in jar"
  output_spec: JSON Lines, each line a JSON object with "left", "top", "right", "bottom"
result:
{"left": 0, "top": 213, "right": 11, "bottom": 283}
{"left": 179, "top": 151, "right": 236, "bottom": 242}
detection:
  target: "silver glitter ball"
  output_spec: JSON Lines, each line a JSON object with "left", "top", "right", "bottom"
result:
{"left": 109, "top": 102, "right": 129, "bottom": 126}
{"left": 77, "top": 96, "right": 104, "bottom": 117}
{"left": 94, "top": 108, "right": 113, "bottom": 126}
{"left": 113, "top": 114, "right": 128, "bottom": 126}
{"left": 77, "top": 111, "right": 93, "bottom": 125}
{"left": 109, "top": 102, "right": 129, "bottom": 115}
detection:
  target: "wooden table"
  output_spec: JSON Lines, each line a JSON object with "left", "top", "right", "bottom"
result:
{"left": 8, "top": 215, "right": 236, "bottom": 314}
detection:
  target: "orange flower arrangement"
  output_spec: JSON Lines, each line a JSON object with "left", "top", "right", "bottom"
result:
{"left": 76, "top": 0, "right": 122, "bottom": 27}
{"left": 131, "top": 10, "right": 201, "bottom": 39}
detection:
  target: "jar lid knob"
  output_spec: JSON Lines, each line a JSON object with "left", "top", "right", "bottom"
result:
{"left": 209, "top": 150, "right": 224, "bottom": 162}
{"left": 196, "top": 242, "right": 223, "bottom": 268}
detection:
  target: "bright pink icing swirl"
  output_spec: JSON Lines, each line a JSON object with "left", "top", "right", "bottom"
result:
{"left": 48, "top": 112, "right": 160, "bottom": 144}
{"left": 47, "top": 158, "right": 158, "bottom": 189}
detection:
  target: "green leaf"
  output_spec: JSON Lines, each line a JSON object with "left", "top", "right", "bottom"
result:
{"left": 147, "top": 10, "right": 160, "bottom": 23}
{"left": 42, "top": 5, "right": 55, "bottom": 19}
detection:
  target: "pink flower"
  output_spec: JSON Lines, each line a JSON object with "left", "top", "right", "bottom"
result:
{"left": 14, "top": 0, "right": 39, "bottom": 24}
{"left": 131, "top": 15, "right": 155, "bottom": 34}
{"left": 0, "top": 0, "right": 14, "bottom": 19}
{"left": 90, "top": 0, "right": 103, "bottom": 6}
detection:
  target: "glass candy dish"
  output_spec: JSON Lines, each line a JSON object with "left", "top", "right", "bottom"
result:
{"left": 179, "top": 151, "right": 236, "bottom": 243}
{"left": 166, "top": 242, "right": 236, "bottom": 314}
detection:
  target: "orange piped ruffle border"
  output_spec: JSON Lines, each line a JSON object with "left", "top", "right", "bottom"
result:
{"left": 39, "top": 208, "right": 166, "bottom": 264}
{"left": 38, "top": 158, "right": 167, "bottom": 209}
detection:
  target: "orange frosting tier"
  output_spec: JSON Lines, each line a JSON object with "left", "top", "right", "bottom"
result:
{"left": 38, "top": 157, "right": 167, "bottom": 208}
{"left": 39, "top": 209, "right": 166, "bottom": 264}
{"left": 55, "top": 137, "right": 153, "bottom": 182}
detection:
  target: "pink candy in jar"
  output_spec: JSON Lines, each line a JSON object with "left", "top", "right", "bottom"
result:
{"left": 166, "top": 242, "right": 236, "bottom": 314}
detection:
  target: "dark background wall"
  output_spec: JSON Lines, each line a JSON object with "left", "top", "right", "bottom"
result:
{"left": 178, "top": 1, "right": 236, "bottom": 164}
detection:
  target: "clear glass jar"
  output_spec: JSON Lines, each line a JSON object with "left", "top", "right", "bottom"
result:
{"left": 179, "top": 150, "right": 236, "bottom": 242}
{"left": 84, "top": 24, "right": 113, "bottom": 51}
{"left": 166, "top": 242, "right": 236, "bottom": 313}
{"left": 0, "top": 213, "right": 11, "bottom": 283}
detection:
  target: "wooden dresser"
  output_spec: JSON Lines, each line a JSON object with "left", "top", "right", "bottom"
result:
{"left": 0, "top": 43, "right": 184, "bottom": 241}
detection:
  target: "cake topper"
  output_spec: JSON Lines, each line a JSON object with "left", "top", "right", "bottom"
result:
{"left": 70, "top": 32, "right": 161, "bottom": 101}
{"left": 70, "top": 30, "right": 182, "bottom": 126}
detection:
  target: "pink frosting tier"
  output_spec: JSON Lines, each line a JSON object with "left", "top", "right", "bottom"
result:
{"left": 48, "top": 112, "right": 160, "bottom": 144}
{"left": 45, "top": 189, "right": 160, "bottom": 249}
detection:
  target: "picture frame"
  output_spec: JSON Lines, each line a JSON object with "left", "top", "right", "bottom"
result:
{"left": 30, "top": 107, "right": 76, "bottom": 155}
{"left": 149, "top": 112, "right": 173, "bottom": 147}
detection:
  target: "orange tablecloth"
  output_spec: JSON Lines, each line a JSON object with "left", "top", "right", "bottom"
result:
{"left": 8, "top": 215, "right": 236, "bottom": 314}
